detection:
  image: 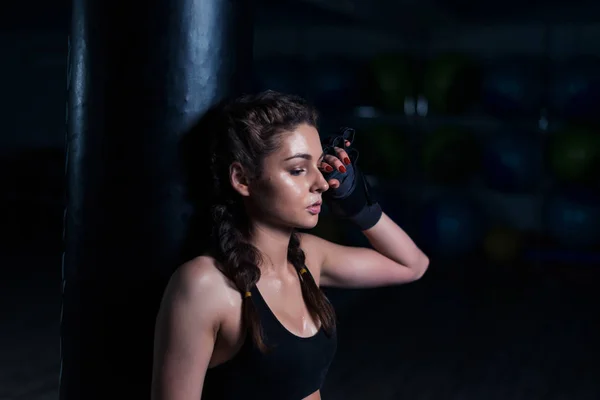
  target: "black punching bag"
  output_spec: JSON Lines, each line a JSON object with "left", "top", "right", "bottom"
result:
{"left": 61, "top": 0, "right": 253, "bottom": 398}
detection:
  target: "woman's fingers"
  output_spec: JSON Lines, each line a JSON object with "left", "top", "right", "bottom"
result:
{"left": 320, "top": 161, "right": 333, "bottom": 173}
{"left": 328, "top": 179, "right": 340, "bottom": 189}
{"left": 319, "top": 139, "right": 351, "bottom": 190}
{"left": 334, "top": 146, "right": 351, "bottom": 166}
{"left": 323, "top": 154, "right": 347, "bottom": 173}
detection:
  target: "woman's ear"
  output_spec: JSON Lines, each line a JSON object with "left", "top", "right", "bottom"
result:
{"left": 229, "top": 161, "right": 251, "bottom": 197}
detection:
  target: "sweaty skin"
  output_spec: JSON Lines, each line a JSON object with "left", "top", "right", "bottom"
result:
{"left": 242, "top": 124, "right": 331, "bottom": 232}
{"left": 151, "top": 124, "right": 428, "bottom": 400}
{"left": 153, "top": 124, "right": 331, "bottom": 400}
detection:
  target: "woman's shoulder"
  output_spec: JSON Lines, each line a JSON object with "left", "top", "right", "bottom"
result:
{"left": 296, "top": 232, "right": 330, "bottom": 281}
{"left": 165, "top": 255, "right": 241, "bottom": 314}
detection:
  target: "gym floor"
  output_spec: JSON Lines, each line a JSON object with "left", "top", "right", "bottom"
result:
{"left": 1, "top": 252, "right": 599, "bottom": 399}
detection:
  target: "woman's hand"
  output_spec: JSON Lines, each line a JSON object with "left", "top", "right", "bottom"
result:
{"left": 319, "top": 127, "right": 381, "bottom": 231}
{"left": 319, "top": 139, "right": 351, "bottom": 189}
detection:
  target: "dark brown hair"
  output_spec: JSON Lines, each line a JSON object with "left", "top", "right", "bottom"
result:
{"left": 187, "top": 90, "right": 336, "bottom": 352}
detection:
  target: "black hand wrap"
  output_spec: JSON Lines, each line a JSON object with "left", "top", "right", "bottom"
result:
{"left": 321, "top": 127, "right": 383, "bottom": 231}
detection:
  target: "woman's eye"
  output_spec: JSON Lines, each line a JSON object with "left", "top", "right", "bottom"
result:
{"left": 290, "top": 169, "right": 305, "bottom": 176}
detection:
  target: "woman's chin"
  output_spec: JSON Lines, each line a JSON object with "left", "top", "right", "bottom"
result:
{"left": 297, "top": 216, "right": 319, "bottom": 230}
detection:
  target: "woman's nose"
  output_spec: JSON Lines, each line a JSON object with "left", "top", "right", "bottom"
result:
{"left": 313, "top": 171, "right": 329, "bottom": 193}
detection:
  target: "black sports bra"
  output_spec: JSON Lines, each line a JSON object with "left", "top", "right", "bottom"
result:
{"left": 202, "top": 270, "right": 337, "bottom": 399}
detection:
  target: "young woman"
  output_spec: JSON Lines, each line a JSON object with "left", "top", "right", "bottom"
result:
{"left": 151, "top": 90, "right": 429, "bottom": 400}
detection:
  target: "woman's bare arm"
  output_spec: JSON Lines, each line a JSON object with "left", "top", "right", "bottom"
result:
{"left": 300, "top": 213, "right": 428, "bottom": 289}
{"left": 151, "top": 258, "right": 224, "bottom": 400}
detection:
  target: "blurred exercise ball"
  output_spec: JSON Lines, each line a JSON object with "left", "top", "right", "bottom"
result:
{"left": 307, "top": 56, "right": 361, "bottom": 112}
{"left": 482, "top": 133, "right": 542, "bottom": 193}
{"left": 550, "top": 57, "right": 600, "bottom": 122}
{"left": 254, "top": 56, "right": 308, "bottom": 96}
{"left": 422, "top": 53, "right": 481, "bottom": 114}
{"left": 544, "top": 194, "right": 600, "bottom": 249}
{"left": 359, "top": 125, "right": 408, "bottom": 179}
{"left": 420, "top": 196, "right": 483, "bottom": 256}
{"left": 548, "top": 127, "right": 600, "bottom": 186}
{"left": 422, "top": 126, "right": 481, "bottom": 185}
{"left": 481, "top": 57, "right": 544, "bottom": 117}
{"left": 483, "top": 227, "right": 523, "bottom": 264}
{"left": 368, "top": 54, "right": 415, "bottom": 112}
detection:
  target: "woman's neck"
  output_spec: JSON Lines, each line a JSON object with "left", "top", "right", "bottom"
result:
{"left": 248, "top": 222, "right": 293, "bottom": 274}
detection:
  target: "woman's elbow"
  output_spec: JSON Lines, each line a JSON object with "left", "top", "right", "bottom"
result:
{"left": 413, "top": 252, "right": 429, "bottom": 281}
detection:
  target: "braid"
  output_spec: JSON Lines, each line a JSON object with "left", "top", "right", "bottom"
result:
{"left": 188, "top": 90, "right": 333, "bottom": 352}
{"left": 211, "top": 207, "right": 337, "bottom": 351}
{"left": 288, "top": 233, "right": 336, "bottom": 336}
{"left": 211, "top": 203, "right": 268, "bottom": 352}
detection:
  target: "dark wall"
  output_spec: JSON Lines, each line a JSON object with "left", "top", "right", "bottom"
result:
{"left": 1, "top": 33, "right": 66, "bottom": 154}
{"left": 0, "top": 32, "right": 66, "bottom": 254}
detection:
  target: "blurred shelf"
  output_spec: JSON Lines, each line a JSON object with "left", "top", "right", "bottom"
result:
{"left": 260, "top": 0, "right": 600, "bottom": 32}
{"left": 368, "top": 175, "right": 548, "bottom": 199}
{"left": 255, "top": 20, "right": 600, "bottom": 59}
{"left": 524, "top": 250, "right": 600, "bottom": 265}
{"left": 436, "top": 0, "right": 599, "bottom": 25}
{"left": 364, "top": 175, "right": 593, "bottom": 234}
{"left": 324, "top": 108, "right": 574, "bottom": 133}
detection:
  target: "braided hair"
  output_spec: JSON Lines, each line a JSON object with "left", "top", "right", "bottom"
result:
{"left": 182, "top": 91, "right": 336, "bottom": 352}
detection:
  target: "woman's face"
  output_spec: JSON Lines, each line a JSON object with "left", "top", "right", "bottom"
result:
{"left": 247, "top": 123, "right": 329, "bottom": 230}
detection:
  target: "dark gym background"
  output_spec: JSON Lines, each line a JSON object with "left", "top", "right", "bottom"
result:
{"left": 2, "top": 0, "right": 600, "bottom": 399}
